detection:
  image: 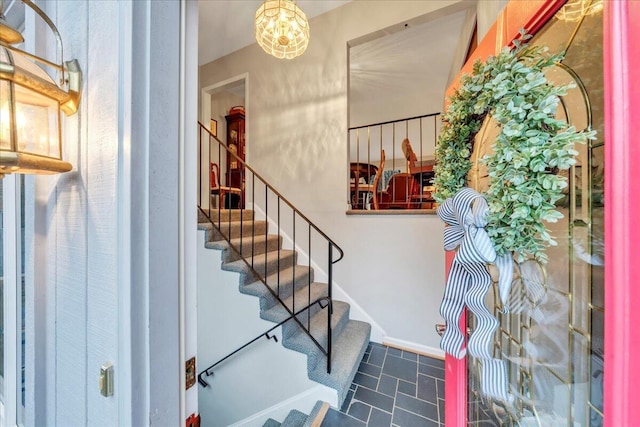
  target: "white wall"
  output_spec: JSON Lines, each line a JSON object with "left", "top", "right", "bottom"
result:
{"left": 24, "top": 0, "right": 185, "bottom": 425}
{"left": 477, "top": 0, "right": 509, "bottom": 42}
{"left": 199, "top": 1, "right": 460, "bottom": 354}
{"left": 25, "top": 1, "right": 120, "bottom": 425}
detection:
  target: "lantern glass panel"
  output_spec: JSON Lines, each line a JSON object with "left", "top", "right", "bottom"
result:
{"left": 0, "top": 80, "right": 13, "bottom": 150}
{"left": 14, "top": 83, "right": 60, "bottom": 158}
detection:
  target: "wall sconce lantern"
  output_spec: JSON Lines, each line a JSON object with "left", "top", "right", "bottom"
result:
{"left": 0, "top": 0, "right": 82, "bottom": 177}
{"left": 255, "top": 0, "right": 309, "bottom": 59}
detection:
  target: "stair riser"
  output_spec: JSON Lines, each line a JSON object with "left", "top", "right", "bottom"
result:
{"left": 222, "top": 235, "right": 282, "bottom": 263}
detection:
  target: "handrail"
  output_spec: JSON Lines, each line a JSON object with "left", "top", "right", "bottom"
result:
{"left": 197, "top": 297, "right": 330, "bottom": 388}
{"left": 348, "top": 111, "right": 441, "bottom": 131}
{"left": 198, "top": 121, "right": 342, "bottom": 378}
{"left": 198, "top": 121, "right": 344, "bottom": 264}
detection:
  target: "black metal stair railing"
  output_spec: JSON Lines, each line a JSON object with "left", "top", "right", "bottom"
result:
{"left": 197, "top": 297, "right": 330, "bottom": 387}
{"left": 197, "top": 121, "right": 344, "bottom": 381}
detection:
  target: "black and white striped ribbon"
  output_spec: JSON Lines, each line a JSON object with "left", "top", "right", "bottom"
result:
{"left": 436, "top": 187, "right": 513, "bottom": 402}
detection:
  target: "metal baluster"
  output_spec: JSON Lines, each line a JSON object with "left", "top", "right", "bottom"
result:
{"left": 251, "top": 174, "right": 255, "bottom": 270}
{"left": 327, "top": 243, "right": 333, "bottom": 374}
{"left": 308, "top": 225, "right": 312, "bottom": 330}
{"left": 264, "top": 183, "right": 268, "bottom": 280}
{"left": 198, "top": 128, "right": 202, "bottom": 210}
{"left": 292, "top": 211, "right": 296, "bottom": 317}
{"left": 277, "top": 197, "right": 281, "bottom": 297}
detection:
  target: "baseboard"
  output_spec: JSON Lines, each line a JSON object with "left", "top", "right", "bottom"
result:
{"left": 382, "top": 336, "right": 445, "bottom": 359}
{"left": 229, "top": 385, "right": 337, "bottom": 427}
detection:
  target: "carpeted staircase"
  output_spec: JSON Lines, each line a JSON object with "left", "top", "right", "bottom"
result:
{"left": 263, "top": 401, "right": 329, "bottom": 427}
{"left": 198, "top": 208, "right": 370, "bottom": 418}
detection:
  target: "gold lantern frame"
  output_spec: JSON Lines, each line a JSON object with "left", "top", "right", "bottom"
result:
{"left": 0, "top": 0, "right": 82, "bottom": 176}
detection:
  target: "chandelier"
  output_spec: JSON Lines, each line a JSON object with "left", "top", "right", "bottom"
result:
{"left": 556, "top": 0, "right": 604, "bottom": 22}
{"left": 255, "top": 0, "right": 310, "bottom": 59}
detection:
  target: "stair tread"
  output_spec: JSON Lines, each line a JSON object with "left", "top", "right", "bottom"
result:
{"left": 201, "top": 219, "right": 269, "bottom": 244}
{"left": 242, "top": 264, "right": 312, "bottom": 291}
{"left": 205, "top": 232, "right": 281, "bottom": 251}
{"left": 261, "top": 282, "right": 328, "bottom": 323}
{"left": 198, "top": 218, "right": 261, "bottom": 230}
{"left": 222, "top": 249, "right": 296, "bottom": 274}
{"left": 303, "top": 401, "right": 330, "bottom": 427}
{"left": 204, "top": 234, "right": 282, "bottom": 262}
{"left": 262, "top": 419, "right": 281, "bottom": 427}
{"left": 282, "top": 409, "right": 308, "bottom": 427}
{"left": 198, "top": 208, "right": 254, "bottom": 224}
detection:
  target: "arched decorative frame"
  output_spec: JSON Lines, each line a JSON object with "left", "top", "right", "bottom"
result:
{"left": 442, "top": 1, "right": 640, "bottom": 426}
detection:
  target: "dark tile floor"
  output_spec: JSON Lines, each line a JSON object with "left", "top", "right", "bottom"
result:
{"left": 321, "top": 342, "right": 445, "bottom": 427}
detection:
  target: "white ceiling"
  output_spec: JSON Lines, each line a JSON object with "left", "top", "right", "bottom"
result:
{"left": 198, "top": 0, "right": 351, "bottom": 65}
{"left": 349, "top": 7, "right": 470, "bottom": 125}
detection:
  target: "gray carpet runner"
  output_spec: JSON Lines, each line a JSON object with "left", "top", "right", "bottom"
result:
{"left": 198, "top": 209, "right": 370, "bottom": 411}
{"left": 263, "top": 401, "right": 328, "bottom": 427}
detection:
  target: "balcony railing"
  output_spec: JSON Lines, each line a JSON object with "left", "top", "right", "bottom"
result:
{"left": 348, "top": 113, "right": 441, "bottom": 211}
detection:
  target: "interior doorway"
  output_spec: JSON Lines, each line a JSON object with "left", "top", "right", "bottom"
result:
{"left": 200, "top": 75, "right": 248, "bottom": 210}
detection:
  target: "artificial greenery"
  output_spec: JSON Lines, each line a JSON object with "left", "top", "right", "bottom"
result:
{"left": 434, "top": 33, "right": 596, "bottom": 263}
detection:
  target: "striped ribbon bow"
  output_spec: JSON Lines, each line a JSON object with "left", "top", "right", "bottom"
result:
{"left": 437, "top": 187, "right": 514, "bottom": 402}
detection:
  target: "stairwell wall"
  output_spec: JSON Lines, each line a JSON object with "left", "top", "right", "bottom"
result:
{"left": 198, "top": 1, "right": 473, "bottom": 355}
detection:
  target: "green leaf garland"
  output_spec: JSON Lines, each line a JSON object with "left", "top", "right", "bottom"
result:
{"left": 434, "top": 35, "right": 596, "bottom": 263}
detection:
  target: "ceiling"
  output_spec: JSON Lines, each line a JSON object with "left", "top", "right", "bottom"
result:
{"left": 348, "top": 5, "right": 473, "bottom": 126}
{"left": 198, "top": 0, "right": 351, "bottom": 65}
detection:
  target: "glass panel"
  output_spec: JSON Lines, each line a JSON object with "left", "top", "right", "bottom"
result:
{"left": 0, "top": 177, "right": 3, "bottom": 405}
{"left": 466, "top": 5, "right": 604, "bottom": 426}
{"left": 14, "top": 83, "right": 61, "bottom": 158}
{"left": 591, "top": 144, "right": 605, "bottom": 310}
{"left": 572, "top": 225, "right": 591, "bottom": 333}
{"left": 533, "top": 365, "right": 570, "bottom": 425}
{"left": 572, "top": 331, "right": 590, "bottom": 427}
{"left": 0, "top": 80, "right": 14, "bottom": 150}
{"left": 590, "top": 299, "right": 605, "bottom": 418}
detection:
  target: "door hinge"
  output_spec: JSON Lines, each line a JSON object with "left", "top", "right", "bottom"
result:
{"left": 186, "top": 356, "right": 196, "bottom": 390}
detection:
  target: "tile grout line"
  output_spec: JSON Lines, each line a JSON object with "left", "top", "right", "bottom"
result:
{"left": 341, "top": 343, "right": 446, "bottom": 427}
